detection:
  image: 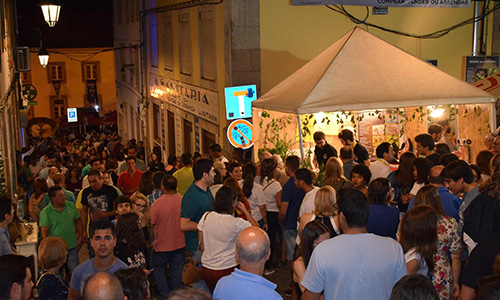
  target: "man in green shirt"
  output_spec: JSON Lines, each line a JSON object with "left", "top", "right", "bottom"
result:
{"left": 40, "top": 186, "right": 83, "bottom": 276}
{"left": 173, "top": 153, "right": 195, "bottom": 196}
{"left": 180, "top": 158, "right": 214, "bottom": 291}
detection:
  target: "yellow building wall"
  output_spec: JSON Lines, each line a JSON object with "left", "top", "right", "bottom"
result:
{"left": 28, "top": 48, "right": 117, "bottom": 118}
{"left": 260, "top": 2, "right": 494, "bottom": 93}
{"left": 153, "top": 2, "right": 227, "bottom": 143}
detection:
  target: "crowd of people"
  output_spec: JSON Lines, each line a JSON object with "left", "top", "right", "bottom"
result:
{"left": 1, "top": 124, "right": 500, "bottom": 300}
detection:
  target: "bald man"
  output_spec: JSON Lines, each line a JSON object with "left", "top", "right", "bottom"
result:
{"left": 46, "top": 166, "right": 59, "bottom": 188}
{"left": 41, "top": 173, "right": 76, "bottom": 209}
{"left": 82, "top": 272, "right": 125, "bottom": 300}
{"left": 213, "top": 227, "right": 282, "bottom": 300}
{"left": 408, "top": 165, "right": 461, "bottom": 222}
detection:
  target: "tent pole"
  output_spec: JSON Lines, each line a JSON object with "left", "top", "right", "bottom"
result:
{"left": 297, "top": 114, "right": 305, "bottom": 161}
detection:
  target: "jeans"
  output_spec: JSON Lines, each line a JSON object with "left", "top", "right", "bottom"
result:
{"left": 266, "top": 212, "right": 280, "bottom": 268}
{"left": 152, "top": 248, "right": 185, "bottom": 298}
{"left": 59, "top": 247, "right": 79, "bottom": 283}
{"left": 282, "top": 229, "right": 297, "bottom": 261}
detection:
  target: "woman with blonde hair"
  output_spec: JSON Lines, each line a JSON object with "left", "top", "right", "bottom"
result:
{"left": 37, "top": 237, "right": 68, "bottom": 300}
{"left": 299, "top": 185, "right": 340, "bottom": 240}
{"left": 130, "top": 192, "right": 151, "bottom": 242}
{"left": 321, "top": 157, "right": 353, "bottom": 192}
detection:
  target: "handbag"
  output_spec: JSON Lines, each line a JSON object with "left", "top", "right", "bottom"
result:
{"left": 182, "top": 212, "right": 210, "bottom": 285}
{"left": 182, "top": 259, "right": 203, "bottom": 285}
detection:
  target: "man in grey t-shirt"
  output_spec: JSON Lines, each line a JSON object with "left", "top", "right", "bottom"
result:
{"left": 301, "top": 188, "right": 407, "bottom": 300}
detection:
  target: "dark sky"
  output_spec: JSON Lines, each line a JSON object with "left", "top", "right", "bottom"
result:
{"left": 17, "top": 0, "right": 113, "bottom": 48}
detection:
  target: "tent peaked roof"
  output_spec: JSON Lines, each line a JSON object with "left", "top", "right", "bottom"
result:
{"left": 252, "top": 27, "right": 495, "bottom": 114}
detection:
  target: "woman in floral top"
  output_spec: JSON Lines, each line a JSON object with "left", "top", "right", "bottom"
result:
{"left": 414, "top": 185, "right": 461, "bottom": 300}
{"left": 115, "top": 213, "right": 149, "bottom": 269}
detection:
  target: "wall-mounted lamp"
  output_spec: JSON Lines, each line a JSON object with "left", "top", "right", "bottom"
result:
{"left": 39, "top": 0, "right": 62, "bottom": 27}
{"left": 38, "top": 46, "right": 49, "bottom": 68}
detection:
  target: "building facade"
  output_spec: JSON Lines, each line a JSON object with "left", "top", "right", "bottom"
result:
{"left": 116, "top": 1, "right": 499, "bottom": 160}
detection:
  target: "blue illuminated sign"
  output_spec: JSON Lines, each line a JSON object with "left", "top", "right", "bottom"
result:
{"left": 224, "top": 85, "right": 257, "bottom": 120}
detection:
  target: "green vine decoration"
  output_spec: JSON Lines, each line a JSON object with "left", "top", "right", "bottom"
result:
{"left": 258, "top": 110, "right": 295, "bottom": 163}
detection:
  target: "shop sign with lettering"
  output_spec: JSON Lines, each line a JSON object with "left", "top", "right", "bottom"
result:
{"left": 149, "top": 74, "right": 219, "bottom": 123}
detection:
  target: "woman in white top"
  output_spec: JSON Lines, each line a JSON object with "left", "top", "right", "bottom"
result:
{"left": 299, "top": 186, "right": 340, "bottom": 243}
{"left": 399, "top": 205, "right": 438, "bottom": 277}
{"left": 257, "top": 158, "right": 282, "bottom": 272}
{"left": 198, "top": 186, "right": 258, "bottom": 293}
{"left": 241, "top": 162, "right": 268, "bottom": 230}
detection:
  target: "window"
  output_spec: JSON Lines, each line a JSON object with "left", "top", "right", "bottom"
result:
{"left": 199, "top": 9, "right": 216, "bottom": 82}
{"left": 163, "top": 13, "right": 174, "bottom": 72}
{"left": 48, "top": 63, "right": 65, "bottom": 83}
{"left": 50, "top": 95, "right": 67, "bottom": 119}
{"left": 125, "top": 0, "right": 130, "bottom": 24}
{"left": 82, "top": 62, "right": 99, "bottom": 81}
{"left": 178, "top": 12, "right": 192, "bottom": 76}
{"left": 116, "top": 1, "right": 122, "bottom": 25}
{"left": 150, "top": 15, "right": 159, "bottom": 67}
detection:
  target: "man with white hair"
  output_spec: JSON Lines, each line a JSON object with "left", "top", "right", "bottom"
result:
{"left": 213, "top": 227, "right": 282, "bottom": 300}
{"left": 272, "top": 154, "right": 289, "bottom": 187}
{"left": 82, "top": 272, "right": 125, "bottom": 300}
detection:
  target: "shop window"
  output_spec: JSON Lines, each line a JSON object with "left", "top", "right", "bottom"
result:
{"left": 202, "top": 129, "right": 215, "bottom": 155}
{"left": 168, "top": 111, "right": 176, "bottom": 155}
{"left": 183, "top": 119, "right": 193, "bottom": 154}
{"left": 153, "top": 103, "right": 160, "bottom": 142}
{"left": 178, "top": 12, "right": 192, "bottom": 77}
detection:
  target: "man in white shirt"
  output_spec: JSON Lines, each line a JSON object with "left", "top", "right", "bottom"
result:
{"left": 296, "top": 168, "right": 319, "bottom": 217}
{"left": 369, "top": 142, "right": 394, "bottom": 182}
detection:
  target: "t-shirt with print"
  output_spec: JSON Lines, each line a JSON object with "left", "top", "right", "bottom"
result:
{"left": 81, "top": 185, "right": 119, "bottom": 225}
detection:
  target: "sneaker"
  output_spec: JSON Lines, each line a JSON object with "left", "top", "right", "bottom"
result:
{"left": 283, "top": 286, "right": 292, "bottom": 297}
{"left": 264, "top": 268, "right": 276, "bottom": 276}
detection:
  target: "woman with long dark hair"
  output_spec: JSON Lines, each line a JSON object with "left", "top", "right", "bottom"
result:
{"left": 29, "top": 177, "right": 48, "bottom": 222}
{"left": 65, "top": 166, "right": 82, "bottom": 196}
{"left": 409, "top": 158, "right": 434, "bottom": 197}
{"left": 197, "top": 186, "right": 258, "bottom": 293}
{"left": 115, "top": 213, "right": 148, "bottom": 269}
{"left": 414, "top": 185, "right": 461, "bottom": 300}
{"left": 388, "top": 152, "right": 416, "bottom": 213}
{"left": 399, "top": 205, "right": 438, "bottom": 277}
{"left": 293, "top": 220, "right": 330, "bottom": 299}
{"left": 241, "top": 162, "right": 267, "bottom": 230}
{"left": 223, "top": 177, "right": 251, "bottom": 220}
{"left": 148, "top": 150, "right": 165, "bottom": 173}
{"left": 165, "top": 154, "right": 178, "bottom": 176}
{"left": 138, "top": 170, "right": 154, "bottom": 197}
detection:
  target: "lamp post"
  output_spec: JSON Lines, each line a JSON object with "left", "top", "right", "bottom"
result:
{"left": 39, "top": 0, "right": 62, "bottom": 27}
{"left": 37, "top": 46, "right": 49, "bottom": 68}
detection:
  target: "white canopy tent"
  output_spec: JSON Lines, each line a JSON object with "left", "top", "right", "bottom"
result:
{"left": 252, "top": 27, "right": 495, "bottom": 158}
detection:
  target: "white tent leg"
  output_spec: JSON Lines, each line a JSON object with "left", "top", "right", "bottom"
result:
{"left": 298, "top": 114, "right": 305, "bottom": 161}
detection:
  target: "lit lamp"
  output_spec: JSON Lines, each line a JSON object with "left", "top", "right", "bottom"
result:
{"left": 39, "top": 0, "right": 62, "bottom": 27}
{"left": 38, "top": 46, "right": 49, "bottom": 68}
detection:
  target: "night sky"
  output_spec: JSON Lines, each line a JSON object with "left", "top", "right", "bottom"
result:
{"left": 17, "top": 0, "right": 113, "bottom": 48}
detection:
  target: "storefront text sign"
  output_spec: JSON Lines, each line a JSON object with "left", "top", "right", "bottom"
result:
{"left": 150, "top": 74, "right": 219, "bottom": 123}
